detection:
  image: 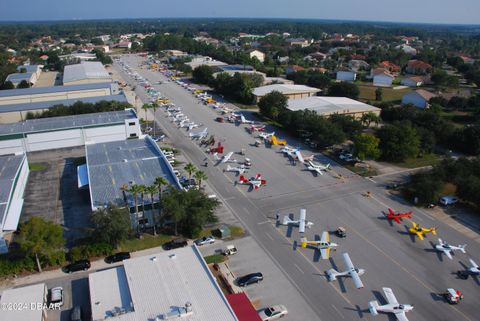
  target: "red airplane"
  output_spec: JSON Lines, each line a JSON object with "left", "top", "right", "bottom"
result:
{"left": 385, "top": 208, "right": 413, "bottom": 224}
{"left": 207, "top": 142, "right": 224, "bottom": 154}
{"left": 238, "top": 173, "right": 267, "bottom": 190}
{"left": 247, "top": 124, "right": 266, "bottom": 134}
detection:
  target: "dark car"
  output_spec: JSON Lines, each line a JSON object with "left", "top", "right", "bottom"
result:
{"left": 64, "top": 260, "right": 91, "bottom": 273}
{"left": 164, "top": 238, "right": 188, "bottom": 250}
{"left": 105, "top": 252, "right": 131, "bottom": 264}
{"left": 237, "top": 272, "right": 264, "bottom": 287}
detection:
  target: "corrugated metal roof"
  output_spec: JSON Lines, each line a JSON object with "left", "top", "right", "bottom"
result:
{"left": 63, "top": 61, "right": 111, "bottom": 84}
{"left": 89, "top": 246, "right": 238, "bottom": 321}
{"left": 86, "top": 137, "right": 182, "bottom": 209}
{"left": 5, "top": 72, "right": 34, "bottom": 82}
{"left": 0, "top": 93, "right": 127, "bottom": 113}
{"left": 0, "top": 109, "right": 136, "bottom": 136}
{"left": 0, "top": 283, "right": 46, "bottom": 321}
{"left": 253, "top": 84, "right": 321, "bottom": 97}
{"left": 0, "top": 154, "right": 25, "bottom": 228}
{"left": 0, "top": 82, "right": 116, "bottom": 98}
{"left": 16, "top": 65, "right": 40, "bottom": 73}
{"left": 287, "top": 96, "right": 380, "bottom": 115}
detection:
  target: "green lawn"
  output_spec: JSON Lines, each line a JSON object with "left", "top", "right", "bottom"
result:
{"left": 117, "top": 234, "right": 174, "bottom": 252}
{"left": 229, "top": 225, "right": 246, "bottom": 238}
{"left": 395, "top": 153, "right": 442, "bottom": 169}
{"left": 358, "top": 85, "right": 412, "bottom": 102}
{"left": 29, "top": 163, "right": 47, "bottom": 172}
{"left": 203, "top": 254, "right": 226, "bottom": 264}
{"left": 439, "top": 110, "right": 476, "bottom": 127}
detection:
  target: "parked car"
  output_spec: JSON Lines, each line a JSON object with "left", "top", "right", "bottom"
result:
{"left": 105, "top": 252, "right": 131, "bottom": 264}
{"left": 336, "top": 227, "right": 347, "bottom": 238}
{"left": 237, "top": 272, "right": 263, "bottom": 286}
{"left": 258, "top": 305, "right": 288, "bottom": 320}
{"left": 64, "top": 260, "right": 91, "bottom": 273}
{"left": 164, "top": 238, "right": 188, "bottom": 250}
{"left": 70, "top": 305, "right": 83, "bottom": 321}
{"left": 194, "top": 236, "right": 215, "bottom": 246}
{"left": 439, "top": 195, "right": 458, "bottom": 206}
{"left": 49, "top": 287, "right": 64, "bottom": 307}
{"left": 223, "top": 245, "right": 237, "bottom": 256}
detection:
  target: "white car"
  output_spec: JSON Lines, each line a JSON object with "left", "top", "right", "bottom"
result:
{"left": 49, "top": 287, "right": 64, "bottom": 307}
{"left": 258, "top": 305, "right": 288, "bottom": 320}
{"left": 194, "top": 236, "right": 215, "bottom": 246}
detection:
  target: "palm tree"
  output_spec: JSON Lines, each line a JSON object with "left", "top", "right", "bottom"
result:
{"left": 120, "top": 183, "right": 130, "bottom": 206}
{"left": 184, "top": 162, "right": 196, "bottom": 180}
{"left": 129, "top": 184, "right": 142, "bottom": 223}
{"left": 146, "top": 185, "right": 158, "bottom": 234}
{"left": 141, "top": 104, "right": 150, "bottom": 126}
{"left": 151, "top": 102, "right": 158, "bottom": 136}
{"left": 154, "top": 176, "right": 168, "bottom": 225}
{"left": 139, "top": 185, "right": 147, "bottom": 218}
{"left": 194, "top": 170, "right": 208, "bottom": 189}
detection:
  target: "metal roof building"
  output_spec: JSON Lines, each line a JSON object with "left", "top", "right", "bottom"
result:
{"left": 287, "top": 96, "right": 381, "bottom": 118}
{"left": 5, "top": 72, "right": 37, "bottom": 87}
{"left": 63, "top": 61, "right": 112, "bottom": 86}
{"left": 0, "top": 283, "right": 48, "bottom": 321}
{"left": 89, "top": 246, "right": 238, "bottom": 321}
{"left": 0, "top": 82, "right": 118, "bottom": 99}
{"left": 85, "top": 137, "right": 181, "bottom": 212}
{"left": 252, "top": 84, "right": 320, "bottom": 102}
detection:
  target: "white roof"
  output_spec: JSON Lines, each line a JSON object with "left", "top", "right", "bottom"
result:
{"left": 0, "top": 283, "right": 46, "bottom": 321}
{"left": 253, "top": 84, "right": 320, "bottom": 97}
{"left": 89, "top": 246, "right": 237, "bottom": 321}
{"left": 287, "top": 96, "right": 380, "bottom": 115}
{"left": 63, "top": 61, "right": 111, "bottom": 84}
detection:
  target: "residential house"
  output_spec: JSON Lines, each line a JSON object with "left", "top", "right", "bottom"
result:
{"left": 249, "top": 50, "right": 265, "bottom": 63}
{"left": 285, "top": 65, "right": 305, "bottom": 75}
{"left": 6, "top": 48, "right": 16, "bottom": 56}
{"left": 348, "top": 60, "right": 370, "bottom": 72}
{"left": 396, "top": 44, "right": 417, "bottom": 55}
{"left": 378, "top": 61, "right": 401, "bottom": 73}
{"left": 117, "top": 41, "right": 132, "bottom": 49}
{"left": 402, "top": 89, "right": 436, "bottom": 108}
{"left": 336, "top": 69, "right": 357, "bottom": 82}
{"left": 406, "top": 60, "right": 432, "bottom": 75}
{"left": 371, "top": 68, "right": 394, "bottom": 87}
{"left": 351, "top": 54, "right": 366, "bottom": 60}
{"left": 285, "top": 38, "right": 310, "bottom": 48}
{"left": 459, "top": 55, "right": 475, "bottom": 65}
{"left": 304, "top": 52, "right": 328, "bottom": 62}
{"left": 401, "top": 76, "right": 424, "bottom": 87}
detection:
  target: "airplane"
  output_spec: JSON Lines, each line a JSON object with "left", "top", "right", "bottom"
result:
{"left": 385, "top": 208, "right": 413, "bottom": 224}
{"left": 238, "top": 173, "right": 267, "bottom": 190}
{"left": 278, "top": 208, "right": 313, "bottom": 233}
{"left": 462, "top": 259, "right": 480, "bottom": 276}
{"left": 247, "top": 124, "right": 266, "bottom": 133}
{"left": 270, "top": 134, "right": 287, "bottom": 146}
{"left": 327, "top": 253, "right": 365, "bottom": 289}
{"left": 434, "top": 239, "right": 466, "bottom": 260}
{"left": 369, "top": 288, "right": 414, "bottom": 321}
{"left": 189, "top": 128, "right": 208, "bottom": 140}
{"left": 239, "top": 114, "right": 255, "bottom": 124}
{"left": 258, "top": 131, "right": 275, "bottom": 140}
{"left": 221, "top": 151, "right": 236, "bottom": 163}
{"left": 306, "top": 160, "right": 331, "bottom": 175}
{"left": 207, "top": 142, "right": 224, "bottom": 154}
{"left": 294, "top": 150, "right": 314, "bottom": 163}
{"left": 224, "top": 164, "right": 249, "bottom": 174}
{"left": 188, "top": 123, "right": 199, "bottom": 131}
{"left": 408, "top": 222, "right": 437, "bottom": 240}
{"left": 300, "top": 231, "right": 338, "bottom": 259}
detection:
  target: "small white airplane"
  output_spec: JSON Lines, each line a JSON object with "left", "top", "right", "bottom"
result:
{"left": 224, "top": 164, "right": 248, "bottom": 174}
{"left": 240, "top": 114, "right": 255, "bottom": 124}
{"left": 300, "top": 231, "right": 338, "bottom": 259}
{"left": 258, "top": 131, "right": 275, "bottom": 140}
{"left": 279, "top": 209, "right": 313, "bottom": 233}
{"left": 327, "top": 253, "right": 365, "bottom": 289}
{"left": 306, "top": 160, "right": 331, "bottom": 175}
{"left": 221, "top": 151, "right": 236, "bottom": 163}
{"left": 435, "top": 239, "right": 466, "bottom": 260}
{"left": 464, "top": 258, "right": 480, "bottom": 275}
{"left": 189, "top": 128, "right": 208, "bottom": 140}
{"left": 369, "top": 288, "right": 414, "bottom": 321}
{"left": 187, "top": 123, "right": 199, "bottom": 131}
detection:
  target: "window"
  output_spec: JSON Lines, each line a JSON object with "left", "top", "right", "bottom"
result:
{"left": 128, "top": 122, "right": 136, "bottom": 126}
{"left": 129, "top": 133, "right": 137, "bottom": 137}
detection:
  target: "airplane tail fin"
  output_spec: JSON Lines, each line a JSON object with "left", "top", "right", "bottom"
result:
{"left": 368, "top": 301, "right": 379, "bottom": 316}
{"left": 431, "top": 228, "right": 437, "bottom": 235}
{"left": 282, "top": 216, "right": 292, "bottom": 226}
{"left": 326, "top": 268, "right": 339, "bottom": 281}
{"left": 326, "top": 163, "right": 331, "bottom": 170}
{"left": 239, "top": 175, "right": 247, "bottom": 183}
{"left": 459, "top": 245, "right": 467, "bottom": 253}
{"left": 226, "top": 165, "right": 232, "bottom": 171}
{"left": 300, "top": 237, "right": 308, "bottom": 248}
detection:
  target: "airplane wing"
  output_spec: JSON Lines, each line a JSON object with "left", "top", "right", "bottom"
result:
{"left": 299, "top": 209, "right": 306, "bottom": 233}
{"left": 342, "top": 253, "right": 364, "bottom": 289}
{"left": 315, "top": 168, "right": 323, "bottom": 175}
{"left": 393, "top": 216, "right": 401, "bottom": 224}
{"left": 295, "top": 150, "right": 305, "bottom": 163}
{"left": 222, "top": 152, "right": 233, "bottom": 163}
{"left": 388, "top": 208, "right": 395, "bottom": 215}
{"left": 416, "top": 232, "right": 424, "bottom": 241}
{"left": 321, "top": 231, "right": 329, "bottom": 243}
{"left": 394, "top": 312, "right": 409, "bottom": 321}
{"left": 444, "top": 249, "right": 453, "bottom": 260}
{"left": 320, "top": 247, "right": 330, "bottom": 259}
{"left": 469, "top": 258, "right": 479, "bottom": 269}
{"left": 383, "top": 287, "right": 399, "bottom": 304}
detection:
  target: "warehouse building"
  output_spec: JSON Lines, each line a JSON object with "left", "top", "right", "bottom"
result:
{"left": 5, "top": 72, "right": 38, "bottom": 88}
{"left": 0, "top": 154, "right": 29, "bottom": 253}
{"left": 88, "top": 246, "right": 238, "bottom": 321}
{"left": 252, "top": 84, "right": 320, "bottom": 103}
{"left": 0, "top": 109, "right": 140, "bottom": 156}
{"left": 0, "top": 82, "right": 121, "bottom": 107}
{"left": 0, "top": 283, "right": 48, "bottom": 321}
{"left": 287, "top": 96, "right": 381, "bottom": 118}
{"left": 84, "top": 137, "right": 181, "bottom": 228}
{"left": 63, "top": 61, "right": 112, "bottom": 86}
{"left": 0, "top": 93, "right": 128, "bottom": 123}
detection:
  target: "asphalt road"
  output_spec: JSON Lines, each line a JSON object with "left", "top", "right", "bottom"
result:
{"left": 114, "top": 55, "right": 480, "bottom": 321}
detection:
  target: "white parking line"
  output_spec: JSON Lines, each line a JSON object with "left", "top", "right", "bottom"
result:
{"left": 265, "top": 232, "right": 274, "bottom": 241}
{"left": 293, "top": 263, "right": 305, "bottom": 274}
{"left": 331, "top": 304, "right": 345, "bottom": 319}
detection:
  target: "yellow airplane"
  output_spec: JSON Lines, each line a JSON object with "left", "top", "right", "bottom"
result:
{"left": 300, "top": 232, "right": 338, "bottom": 259}
{"left": 270, "top": 135, "right": 287, "bottom": 146}
{"left": 408, "top": 221, "right": 437, "bottom": 240}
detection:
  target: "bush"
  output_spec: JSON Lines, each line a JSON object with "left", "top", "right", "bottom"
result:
{"left": 0, "top": 256, "right": 36, "bottom": 276}
{"left": 40, "top": 251, "right": 66, "bottom": 267}
{"left": 68, "top": 243, "right": 114, "bottom": 262}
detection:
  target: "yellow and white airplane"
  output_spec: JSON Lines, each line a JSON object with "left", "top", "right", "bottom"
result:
{"left": 300, "top": 231, "right": 338, "bottom": 259}
{"left": 408, "top": 222, "right": 437, "bottom": 240}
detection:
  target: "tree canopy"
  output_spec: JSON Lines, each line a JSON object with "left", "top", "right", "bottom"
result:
{"left": 377, "top": 122, "right": 420, "bottom": 162}
{"left": 90, "top": 204, "right": 131, "bottom": 247}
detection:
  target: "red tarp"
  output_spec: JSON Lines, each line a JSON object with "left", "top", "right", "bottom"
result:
{"left": 226, "top": 293, "right": 262, "bottom": 321}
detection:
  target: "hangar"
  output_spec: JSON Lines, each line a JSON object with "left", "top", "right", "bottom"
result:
{"left": 62, "top": 61, "right": 112, "bottom": 86}
{"left": 287, "top": 96, "right": 381, "bottom": 118}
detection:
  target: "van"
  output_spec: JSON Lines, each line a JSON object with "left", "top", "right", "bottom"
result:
{"left": 439, "top": 195, "right": 458, "bottom": 206}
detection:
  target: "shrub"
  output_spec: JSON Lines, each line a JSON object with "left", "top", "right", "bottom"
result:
{"left": 68, "top": 243, "right": 114, "bottom": 262}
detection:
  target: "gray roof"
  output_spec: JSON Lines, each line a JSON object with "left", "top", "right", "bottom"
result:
{"left": 16, "top": 65, "right": 40, "bottom": 73}
{"left": 5, "top": 72, "right": 34, "bottom": 82}
{"left": 0, "top": 154, "right": 25, "bottom": 227}
{"left": 0, "top": 93, "right": 128, "bottom": 113}
{"left": 0, "top": 82, "right": 116, "bottom": 98}
{"left": 287, "top": 96, "right": 381, "bottom": 115}
{"left": 86, "top": 137, "right": 181, "bottom": 209}
{"left": 0, "top": 283, "right": 47, "bottom": 321}
{"left": 253, "top": 84, "right": 321, "bottom": 97}
{"left": 63, "top": 61, "right": 111, "bottom": 84}
{"left": 0, "top": 109, "right": 136, "bottom": 136}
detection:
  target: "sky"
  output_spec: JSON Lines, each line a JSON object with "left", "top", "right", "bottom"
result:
{"left": 1, "top": 0, "right": 479, "bottom": 24}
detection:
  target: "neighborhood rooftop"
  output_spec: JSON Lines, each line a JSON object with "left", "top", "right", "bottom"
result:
{"left": 85, "top": 137, "right": 181, "bottom": 209}
{"left": 0, "top": 109, "right": 136, "bottom": 136}
{"left": 88, "top": 246, "right": 237, "bottom": 321}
